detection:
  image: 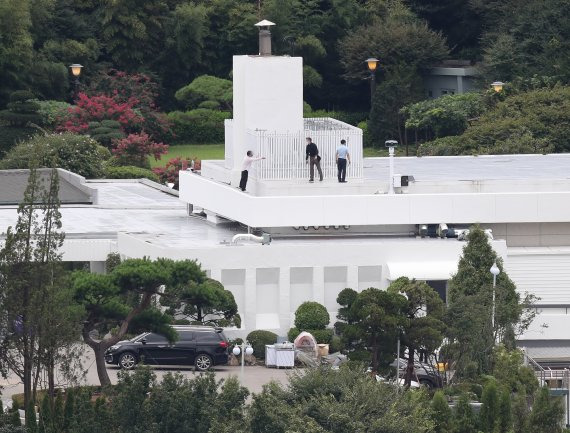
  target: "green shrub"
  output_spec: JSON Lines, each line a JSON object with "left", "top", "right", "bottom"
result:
{"left": 246, "top": 330, "right": 277, "bottom": 360}
{"left": 288, "top": 327, "right": 301, "bottom": 342}
{"left": 310, "top": 328, "right": 334, "bottom": 344}
{"left": 36, "top": 100, "right": 71, "bottom": 128}
{"left": 0, "top": 126, "right": 37, "bottom": 157}
{"left": 198, "top": 100, "right": 221, "bottom": 110}
{"left": 0, "top": 133, "right": 109, "bottom": 178}
{"left": 88, "top": 120, "right": 124, "bottom": 147}
{"left": 0, "top": 91, "right": 42, "bottom": 127}
{"left": 167, "top": 109, "right": 230, "bottom": 144}
{"left": 358, "top": 120, "right": 372, "bottom": 147}
{"left": 329, "top": 335, "right": 342, "bottom": 353}
{"left": 294, "top": 301, "right": 330, "bottom": 331}
{"left": 105, "top": 165, "right": 159, "bottom": 182}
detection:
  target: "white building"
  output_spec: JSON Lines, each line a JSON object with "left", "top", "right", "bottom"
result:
{"left": 1, "top": 34, "right": 569, "bottom": 365}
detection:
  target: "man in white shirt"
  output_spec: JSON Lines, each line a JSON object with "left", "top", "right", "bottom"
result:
{"left": 239, "top": 150, "right": 265, "bottom": 191}
{"left": 336, "top": 139, "right": 350, "bottom": 183}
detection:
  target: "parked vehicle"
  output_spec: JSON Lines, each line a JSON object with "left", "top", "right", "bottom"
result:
{"left": 105, "top": 326, "right": 229, "bottom": 371}
{"left": 390, "top": 358, "right": 444, "bottom": 389}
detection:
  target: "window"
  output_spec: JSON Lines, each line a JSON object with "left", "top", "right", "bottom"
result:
{"left": 143, "top": 333, "right": 168, "bottom": 344}
{"left": 178, "top": 331, "right": 195, "bottom": 341}
{"left": 196, "top": 332, "right": 221, "bottom": 343}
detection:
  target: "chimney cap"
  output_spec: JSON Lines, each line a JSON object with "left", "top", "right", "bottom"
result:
{"left": 255, "top": 19, "right": 276, "bottom": 27}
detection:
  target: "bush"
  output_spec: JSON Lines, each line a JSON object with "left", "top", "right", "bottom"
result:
{"left": 0, "top": 133, "right": 109, "bottom": 178}
{"left": 105, "top": 165, "right": 159, "bottom": 182}
{"left": 88, "top": 120, "right": 124, "bottom": 147}
{"left": 294, "top": 301, "right": 330, "bottom": 331}
{"left": 287, "top": 327, "right": 301, "bottom": 342}
{"left": 167, "top": 109, "right": 230, "bottom": 144}
{"left": 0, "top": 91, "right": 43, "bottom": 127}
{"left": 0, "top": 126, "right": 37, "bottom": 157}
{"left": 246, "top": 330, "right": 277, "bottom": 360}
{"left": 358, "top": 120, "right": 372, "bottom": 147}
{"left": 36, "top": 100, "right": 72, "bottom": 128}
{"left": 310, "top": 328, "right": 334, "bottom": 344}
{"left": 329, "top": 335, "right": 342, "bottom": 353}
{"left": 112, "top": 132, "right": 168, "bottom": 168}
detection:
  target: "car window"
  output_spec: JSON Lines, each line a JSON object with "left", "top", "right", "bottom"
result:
{"left": 143, "top": 333, "right": 168, "bottom": 344}
{"left": 178, "top": 331, "right": 195, "bottom": 341}
{"left": 195, "top": 332, "right": 221, "bottom": 343}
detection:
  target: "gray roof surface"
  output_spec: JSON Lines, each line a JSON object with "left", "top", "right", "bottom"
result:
{"left": 363, "top": 154, "right": 570, "bottom": 181}
{"left": 0, "top": 169, "right": 93, "bottom": 204}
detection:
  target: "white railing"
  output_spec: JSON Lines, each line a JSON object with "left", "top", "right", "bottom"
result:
{"left": 249, "top": 118, "right": 363, "bottom": 181}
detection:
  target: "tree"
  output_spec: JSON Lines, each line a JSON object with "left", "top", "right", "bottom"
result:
{"left": 0, "top": 164, "right": 77, "bottom": 407}
{"left": 498, "top": 388, "right": 512, "bottom": 433}
{"left": 528, "top": 387, "right": 565, "bottom": 433}
{"left": 445, "top": 225, "right": 529, "bottom": 378}
{"left": 431, "top": 390, "right": 453, "bottom": 433}
{"left": 71, "top": 257, "right": 175, "bottom": 387}
{"left": 335, "top": 287, "right": 406, "bottom": 372}
{"left": 480, "top": 380, "right": 500, "bottom": 433}
{"left": 160, "top": 259, "right": 241, "bottom": 328}
{"left": 453, "top": 393, "right": 477, "bottom": 433}
{"left": 174, "top": 75, "right": 233, "bottom": 111}
{"left": 388, "top": 277, "right": 445, "bottom": 386}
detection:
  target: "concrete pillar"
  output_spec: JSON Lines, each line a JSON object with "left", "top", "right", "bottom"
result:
{"left": 457, "top": 75, "right": 464, "bottom": 94}
{"left": 347, "top": 266, "right": 358, "bottom": 291}
{"left": 313, "top": 266, "right": 325, "bottom": 304}
{"left": 244, "top": 268, "right": 257, "bottom": 332}
{"left": 279, "top": 267, "right": 291, "bottom": 331}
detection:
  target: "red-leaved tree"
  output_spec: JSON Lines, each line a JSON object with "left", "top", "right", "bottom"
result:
{"left": 113, "top": 132, "right": 168, "bottom": 167}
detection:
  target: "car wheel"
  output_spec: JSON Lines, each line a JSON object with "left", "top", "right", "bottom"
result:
{"left": 118, "top": 352, "right": 137, "bottom": 370}
{"left": 195, "top": 354, "right": 213, "bottom": 372}
{"left": 419, "top": 379, "right": 434, "bottom": 389}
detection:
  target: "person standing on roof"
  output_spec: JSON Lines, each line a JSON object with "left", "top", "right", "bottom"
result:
{"left": 239, "top": 150, "right": 265, "bottom": 192}
{"left": 305, "top": 137, "right": 323, "bottom": 182}
{"left": 336, "top": 139, "right": 350, "bottom": 183}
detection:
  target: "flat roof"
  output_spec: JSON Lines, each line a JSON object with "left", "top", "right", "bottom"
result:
{"left": 363, "top": 154, "right": 570, "bottom": 182}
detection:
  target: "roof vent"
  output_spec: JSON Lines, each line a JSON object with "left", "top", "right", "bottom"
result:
{"left": 255, "top": 20, "right": 275, "bottom": 56}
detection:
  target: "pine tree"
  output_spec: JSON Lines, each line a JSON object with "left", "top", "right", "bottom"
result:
{"left": 481, "top": 380, "right": 500, "bottom": 433}
{"left": 498, "top": 388, "right": 512, "bottom": 433}
{"left": 453, "top": 393, "right": 477, "bottom": 433}
{"left": 25, "top": 401, "right": 37, "bottom": 433}
{"left": 528, "top": 387, "right": 565, "bottom": 433}
{"left": 432, "top": 390, "right": 453, "bottom": 433}
{"left": 512, "top": 389, "right": 529, "bottom": 433}
{"left": 62, "top": 389, "right": 75, "bottom": 433}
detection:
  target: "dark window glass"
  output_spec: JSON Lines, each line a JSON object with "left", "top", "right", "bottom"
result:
{"left": 195, "top": 332, "right": 221, "bottom": 343}
{"left": 143, "top": 333, "right": 168, "bottom": 344}
{"left": 178, "top": 331, "right": 195, "bottom": 341}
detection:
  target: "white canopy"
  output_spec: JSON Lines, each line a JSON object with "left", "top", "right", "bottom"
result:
{"left": 386, "top": 261, "right": 458, "bottom": 281}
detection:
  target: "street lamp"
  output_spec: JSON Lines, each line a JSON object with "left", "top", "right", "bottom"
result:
{"left": 365, "top": 58, "right": 379, "bottom": 107}
{"left": 69, "top": 64, "right": 83, "bottom": 101}
{"left": 232, "top": 341, "right": 254, "bottom": 382}
{"left": 491, "top": 81, "right": 505, "bottom": 93}
{"left": 490, "top": 262, "right": 501, "bottom": 335}
{"left": 385, "top": 140, "right": 398, "bottom": 194}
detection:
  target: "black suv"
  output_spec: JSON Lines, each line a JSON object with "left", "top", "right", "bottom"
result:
{"left": 104, "top": 326, "right": 229, "bottom": 371}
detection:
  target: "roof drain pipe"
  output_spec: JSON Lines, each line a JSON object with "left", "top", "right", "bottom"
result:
{"left": 231, "top": 233, "right": 272, "bottom": 245}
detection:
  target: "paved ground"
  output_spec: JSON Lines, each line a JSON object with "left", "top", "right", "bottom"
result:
{"left": 0, "top": 354, "right": 294, "bottom": 403}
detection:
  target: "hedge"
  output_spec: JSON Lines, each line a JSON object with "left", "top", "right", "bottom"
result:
{"left": 105, "top": 165, "right": 159, "bottom": 182}
{"left": 246, "top": 330, "right": 277, "bottom": 360}
{"left": 167, "top": 109, "right": 230, "bottom": 144}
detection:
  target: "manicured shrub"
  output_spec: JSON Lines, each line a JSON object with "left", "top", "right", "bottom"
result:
{"left": 310, "top": 328, "right": 334, "bottom": 344}
{"left": 167, "top": 109, "right": 230, "bottom": 144}
{"left": 246, "top": 330, "right": 277, "bottom": 360}
{"left": 152, "top": 157, "right": 192, "bottom": 186}
{"left": 36, "top": 100, "right": 71, "bottom": 128}
{"left": 294, "top": 301, "right": 330, "bottom": 331}
{"left": 0, "top": 91, "right": 42, "bottom": 126}
{"left": 105, "top": 165, "right": 159, "bottom": 182}
{"left": 88, "top": 120, "right": 124, "bottom": 147}
{"left": 0, "top": 126, "right": 37, "bottom": 157}
{"left": 287, "top": 327, "right": 301, "bottom": 342}
{"left": 0, "top": 133, "right": 109, "bottom": 178}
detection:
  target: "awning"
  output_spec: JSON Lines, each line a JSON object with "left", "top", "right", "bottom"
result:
{"left": 386, "top": 261, "right": 458, "bottom": 281}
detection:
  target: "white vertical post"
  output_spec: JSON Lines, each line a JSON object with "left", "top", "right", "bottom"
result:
{"left": 388, "top": 146, "right": 395, "bottom": 195}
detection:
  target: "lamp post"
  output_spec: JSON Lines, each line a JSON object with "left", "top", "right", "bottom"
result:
{"left": 69, "top": 64, "right": 83, "bottom": 101}
{"left": 490, "top": 262, "right": 501, "bottom": 338}
{"left": 365, "top": 58, "right": 379, "bottom": 107}
{"left": 491, "top": 81, "right": 505, "bottom": 93}
{"left": 232, "top": 341, "right": 254, "bottom": 383}
{"left": 385, "top": 140, "right": 398, "bottom": 194}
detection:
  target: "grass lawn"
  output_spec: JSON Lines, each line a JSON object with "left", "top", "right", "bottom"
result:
{"left": 150, "top": 144, "right": 225, "bottom": 168}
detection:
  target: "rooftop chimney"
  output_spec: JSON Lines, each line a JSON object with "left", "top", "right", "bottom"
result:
{"left": 255, "top": 20, "right": 275, "bottom": 56}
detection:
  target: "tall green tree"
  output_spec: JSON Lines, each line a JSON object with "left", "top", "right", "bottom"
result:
{"left": 528, "top": 387, "right": 566, "bottom": 433}
{"left": 388, "top": 277, "right": 445, "bottom": 386}
{"left": 335, "top": 287, "right": 406, "bottom": 372}
{"left": 480, "top": 380, "right": 500, "bottom": 433}
{"left": 431, "top": 390, "right": 453, "bottom": 433}
{"left": 445, "top": 225, "right": 530, "bottom": 378}
{"left": 452, "top": 393, "right": 477, "bottom": 433}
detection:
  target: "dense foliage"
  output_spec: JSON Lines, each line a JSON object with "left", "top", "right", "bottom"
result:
{"left": 0, "top": 133, "right": 110, "bottom": 178}
{"left": 245, "top": 330, "right": 277, "bottom": 360}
